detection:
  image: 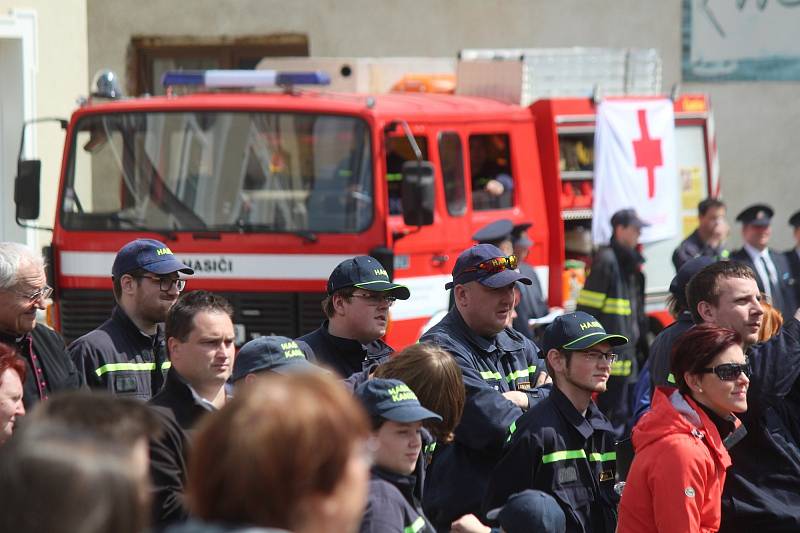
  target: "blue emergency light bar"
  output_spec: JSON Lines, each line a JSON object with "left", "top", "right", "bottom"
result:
{"left": 161, "top": 69, "right": 331, "bottom": 89}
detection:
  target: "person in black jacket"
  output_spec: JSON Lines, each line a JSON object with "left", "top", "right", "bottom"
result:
{"left": 0, "top": 242, "right": 83, "bottom": 409}
{"left": 298, "top": 256, "right": 410, "bottom": 378}
{"left": 672, "top": 197, "right": 730, "bottom": 272}
{"left": 685, "top": 260, "right": 800, "bottom": 532}
{"left": 356, "top": 378, "right": 441, "bottom": 533}
{"left": 784, "top": 210, "right": 800, "bottom": 305}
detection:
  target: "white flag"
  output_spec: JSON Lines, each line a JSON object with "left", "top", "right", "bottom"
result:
{"left": 592, "top": 99, "right": 678, "bottom": 245}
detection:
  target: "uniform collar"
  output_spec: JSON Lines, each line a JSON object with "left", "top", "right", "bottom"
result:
{"left": 113, "top": 305, "right": 163, "bottom": 341}
{"left": 550, "top": 386, "right": 614, "bottom": 439}
{"left": 743, "top": 242, "right": 770, "bottom": 261}
{"left": 372, "top": 466, "right": 417, "bottom": 499}
{"left": 449, "top": 308, "right": 525, "bottom": 354}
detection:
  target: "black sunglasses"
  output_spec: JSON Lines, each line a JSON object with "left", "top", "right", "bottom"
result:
{"left": 698, "top": 362, "right": 751, "bottom": 381}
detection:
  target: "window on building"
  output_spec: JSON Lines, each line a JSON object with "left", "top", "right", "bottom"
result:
{"left": 469, "top": 133, "right": 514, "bottom": 210}
{"left": 438, "top": 132, "right": 466, "bottom": 216}
{"left": 131, "top": 34, "right": 309, "bottom": 96}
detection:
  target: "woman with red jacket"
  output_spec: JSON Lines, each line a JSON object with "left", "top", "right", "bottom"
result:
{"left": 617, "top": 324, "right": 749, "bottom": 533}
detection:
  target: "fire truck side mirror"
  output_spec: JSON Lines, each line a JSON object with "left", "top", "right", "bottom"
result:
{"left": 400, "top": 160, "right": 435, "bottom": 227}
{"left": 15, "top": 159, "right": 42, "bottom": 221}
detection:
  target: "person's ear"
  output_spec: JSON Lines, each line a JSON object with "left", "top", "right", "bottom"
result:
{"left": 120, "top": 274, "right": 137, "bottom": 296}
{"left": 332, "top": 293, "right": 348, "bottom": 316}
{"left": 454, "top": 284, "right": 468, "bottom": 307}
{"left": 167, "top": 337, "right": 181, "bottom": 362}
{"left": 685, "top": 372, "right": 704, "bottom": 394}
{"left": 696, "top": 301, "right": 715, "bottom": 323}
{"left": 547, "top": 348, "right": 566, "bottom": 375}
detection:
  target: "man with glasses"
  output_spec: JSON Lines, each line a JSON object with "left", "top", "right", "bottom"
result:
{"left": 685, "top": 260, "right": 800, "bottom": 532}
{"left": 419, "top": 244, "right": 549, "bottom": 531}
{"left": 298, "top": 255, "right": 410, "bottom": 378}
{"left": 484, "top": 312, "right": 626, "bottom": 533}
{"left": 0, "top": 242, "right": 83, "bottom": 409}
{"left": 69, "top": 238, "right": 193, "bottom": 400}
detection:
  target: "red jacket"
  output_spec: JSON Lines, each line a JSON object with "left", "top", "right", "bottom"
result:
{"left": 617, "top": 387, "right": 733, "bottom": 533}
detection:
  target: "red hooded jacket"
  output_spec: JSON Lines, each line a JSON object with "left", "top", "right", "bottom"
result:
{"left": 617, "top": 387, "right": 734, "bottom": 533}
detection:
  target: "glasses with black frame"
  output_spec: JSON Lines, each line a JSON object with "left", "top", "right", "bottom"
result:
{"left": 134, "top": 275, "right": 187, "bottom": 292}
{"left": 698, "top": 362, "right": 751, "bottom": 381}
{"left": 573, "top": 348, "right": 618, "bottom": 364}
{"left": 461, "top": 255, "right": 519, "bottom": 275}
{"left": 10, "top": 285, "right": 53, "bottom": 303}
{"left": 349, "top": 291, "right": 397, "bottom": 307}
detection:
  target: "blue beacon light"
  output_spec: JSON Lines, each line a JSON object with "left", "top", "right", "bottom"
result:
{"left": 161, "top": 69, "right": 331, "bottom": 88}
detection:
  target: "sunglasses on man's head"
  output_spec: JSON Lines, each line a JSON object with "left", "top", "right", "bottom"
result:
{"left": 698, "top": 362, "right": 751, "bottom": 381}
{"left": 462, "top": 255, "right": 518, "bottom": 275}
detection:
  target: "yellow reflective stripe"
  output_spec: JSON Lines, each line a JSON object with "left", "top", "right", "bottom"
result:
{"left": 404, "top": 517, "right": 425, "bottom": 533}
{"left": 161, "top": 361, "right": 171, "bottom": 370}
{"left": 588, "top": 451, "right": 617, "bottom": 462}
{"left": 610, "top": 360, "right": 632, "bottom": 376}
{"left": 506, "top": 420, "right": 517, "bottom": 443}
{"left": 424, "top": 442, "right": 437, "bottom": 455}
{"left": 386, "top": 172, "right": 403, "bottom": 182}
{"left": 480, "top": 370, "right": 502, "bottom": 380}
{"left": 577, "top": 289, "right": 605, "bottom": 309}
{"left": 95, "top": 362, "right": 157, "bottom": 377}
{"left": 542, "top": 449, "right": 587, "bottom": 464}
{"left": 505, "top": 368, "right": 529, "bottom": 382}
{"left": 667, "top": 372, "right": 676, "bottom": 384}
{"left": 602, "top": 298, "right": 632, "bottom": 316}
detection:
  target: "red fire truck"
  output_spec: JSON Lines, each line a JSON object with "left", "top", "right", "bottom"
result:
{"left": 14, "top": 63, "right": 718, "bottom": 348}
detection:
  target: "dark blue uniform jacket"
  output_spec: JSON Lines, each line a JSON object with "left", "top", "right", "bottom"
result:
{"left": 298, "top": 320, "right": 393, "bottom": 378}
{"left": 419, "top": 308, "right": 547, "bottom": 531}
{"left": 484, "top": 386, "right": 618, "bottom": 533}
{"left": 359, "top": 467, "right": 435, "bottom": 533}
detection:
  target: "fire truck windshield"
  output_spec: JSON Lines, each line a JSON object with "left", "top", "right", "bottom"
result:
{"left": 61, "top": 111, "right": 373, "bottom": 234}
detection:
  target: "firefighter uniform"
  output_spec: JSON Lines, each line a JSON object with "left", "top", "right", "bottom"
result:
{"left": 420, "top": 308, "right": 547, "bottom": 530}
{"left": 484, "top": 387, "right": 618, "bottom": 533}
{"left": 577, "top": 239, "right": 646, "bottom": 437}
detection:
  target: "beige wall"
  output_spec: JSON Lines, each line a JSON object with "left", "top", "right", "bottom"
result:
{"left": 87, "top": 0, "right": 800, "bottom": 250}
{"left": 0, "top": 1, "right": 88, "bottom": 248}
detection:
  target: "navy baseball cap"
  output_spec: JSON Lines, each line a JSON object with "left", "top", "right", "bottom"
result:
{"left": 669, "top": 256, "right": 717, "bottom": 301}
{"left": 542, "top": 311, "right": 628, "bottom": 353}
{"left": 111, "top": 239, "right": 193, "bottom": 278}
{"left": 327, "top": 256, "right": 410, "bottom": 299}
{"left": 610, "top": 208, "right": 650, "bottom": 229}
{"left": 486, "top": 490, "right": 566, "bottom": 533}
{"left": 445, "top": 244, "right": 532, "bottom": 290}
{"left": 511, "top": 222, "right": 533, "bottom": 248}
{"left": 231, "top": 336, "right": 317, "bottom": 382}
{"left": 736, "top": 204, "right": 773, "bottom": 227}
{"left": 472, "top": 219, "right": 513, "bottom": 245}
{"left": 355, "top": 378, "right": 442, "bottom": 423}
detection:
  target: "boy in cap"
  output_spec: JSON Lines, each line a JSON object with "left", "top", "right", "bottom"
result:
{"left": 730, "top": 203, "right": 797, "bottom": 317}
{"left": 356, "top": 378, "right": 441, "bottom": 533}
{"left": 484, "top": 311, "right": 625, "bottom": 533}
{"left": 576, "top": 207, "right": 648, "bottom": 438}
{"left": 69, "top": 238, "right": 193, "bottom": 400}
{"left": 419, "top": 244, "right": 549, "bottom": 530}
{"left": 230, "top": 335, "right": 317, "bottom": 390}
{"left": 298, "top": 256, "right": 410, "bottom": 378}
{"left": 784, "top": 210, "right": 800, "bottom": 305}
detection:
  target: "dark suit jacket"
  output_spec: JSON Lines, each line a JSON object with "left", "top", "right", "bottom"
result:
{"left": 785, "top": 248, "right": 800, "bottom": 305}
{"left": 731, "top": 248, "right": 798, "bottom": 318}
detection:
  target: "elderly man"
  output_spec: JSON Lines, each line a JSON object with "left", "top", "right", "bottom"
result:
{"left": 70, "top": 238, "right": 193, "bottom": 400}
{"left": 0, "top": 242, "right": 83, "bottom": 408}
{"left": 419, "top": 243, "right": 549, "bottom": 531}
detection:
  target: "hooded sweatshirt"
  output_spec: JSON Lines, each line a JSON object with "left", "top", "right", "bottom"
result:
{"left": 617, "top": 387, "right": 734, "bottom": 533}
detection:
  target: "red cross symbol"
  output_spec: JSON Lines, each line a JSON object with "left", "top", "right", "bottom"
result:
{"left": 632, "top": 109, "right": 662, "bottom": 198}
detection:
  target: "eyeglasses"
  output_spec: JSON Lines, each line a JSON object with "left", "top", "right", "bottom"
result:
{"left": 10, "top": 285, "right": 53, "bottom": 303}
{"left": 349, "top": 292, "right": 397, "bottom": 306}
{"left": 575, "top": 349, "right": 618, "bottom": 363}
{"left": 699, "top": 362, "right": 751, "bottom": 381}
{"left": 461, "top": 255, "right": 519, "bottom": 275}
{"left": 135, "top": 275, "right": 186, "bottom": 292}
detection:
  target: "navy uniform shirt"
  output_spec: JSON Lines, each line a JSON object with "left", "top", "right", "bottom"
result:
{"left": 298, "top": 320, "right": 393, "bottom": 378}
{"left": 672, "top": 229, "right": 729, "bottom": 272}
{"left": 484, "top": 386, "right": 618, "bottom": 533}
{"left": 359, "top": 467, "right": 435, "bottom": 533}
{"left": 69, "top": 306, "right": 169, "bottom": 400}
{"left": 419, "top": 308, "right": 548, "bottom": 530}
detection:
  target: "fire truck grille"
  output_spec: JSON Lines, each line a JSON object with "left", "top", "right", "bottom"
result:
{"left": 58, "top": 289, "right": 327, "bottom": 346}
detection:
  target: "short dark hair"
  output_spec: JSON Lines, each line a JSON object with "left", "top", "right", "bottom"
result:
{"left": 166, "top": 290, "right": 233, "bottom": 343}
{"left": 112, "top": 267, "right": 148, "bottom": 301}
{"left": 686, "top": 261, "right": 757, "bottom": 323}
{"left": 698, "top": 197, "right": 725, "bottom": 217}
{"left": 544, "top": 349, "right": 574, "bottom": 388}
{"left": 670, "top": 324, "right": 742, "bottom": 395}
{"left": 321, "top": 287, "right": 356, "bottom": 319}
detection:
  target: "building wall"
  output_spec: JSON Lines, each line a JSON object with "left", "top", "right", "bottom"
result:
{"left": 0, "top": 1, "right": 88, "bottom": 249}
{"left": 87, "top": 0, "right": 800, "bottom": 250}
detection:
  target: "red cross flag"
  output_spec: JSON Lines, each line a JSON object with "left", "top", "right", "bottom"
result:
{"left": 591, "top": 98, "right": 678, "bottom": 245}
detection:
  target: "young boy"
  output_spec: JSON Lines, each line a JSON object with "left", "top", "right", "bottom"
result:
{"left": 356, "top": 378, "right": 442, "bottom": 533}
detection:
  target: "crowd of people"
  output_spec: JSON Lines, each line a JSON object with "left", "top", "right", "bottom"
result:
{"left": 0, "top": 197, "right": 799, "bottom": 533}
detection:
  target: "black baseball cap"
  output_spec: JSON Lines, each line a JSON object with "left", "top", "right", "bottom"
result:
{"left": 511, "top": 222, "right": 533, "bottom": 248}
{"left": 790, "top": 210, "right": 800, "bottom": 229}
{"left": 472, "top": 219, "right": 514, "bottom": 246}
{"left": 355, "top": 378, "right": 442, "bottom": 423}
{"left": 327, "top": 256, "right": 410, "bottom": 299}
{"left": 736, "top": 204, "right": 773, "bottom": 227}
{"left": 669, "top": 256, "right": 717, "bottom": 303}
{"left": 486, "top": 490, "right": 566, "bottom": 533}
{"left": 231, "top": 336, "right": 317, "bottom": 382}
{"left": 610, "top": 208, "right": 650, "bottom": 229}
{"left": 542, "top": 311, "right": 628, "bottom": 353}
{"left": 445, "top": 244, "right": 532, "bottom": 290}
{"left": 111, "top": 239, "right": 193, "bottom": 278}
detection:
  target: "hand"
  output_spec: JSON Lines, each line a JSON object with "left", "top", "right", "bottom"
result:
{"left": 450, "top": 514, "right": 491, "bottom": 533}
{"left": 484, "top": 179, "right": 505, "bottom": 196}
{"left": 535, "top": 371, "right": 552, "bottom": 387}
{"left": 503, "top": 390, "right": 529, "bottom": 410}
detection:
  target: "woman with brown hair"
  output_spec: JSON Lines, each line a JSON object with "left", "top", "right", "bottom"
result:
{"left": 167, "top": 371, "right": 372, "bottom": 533}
